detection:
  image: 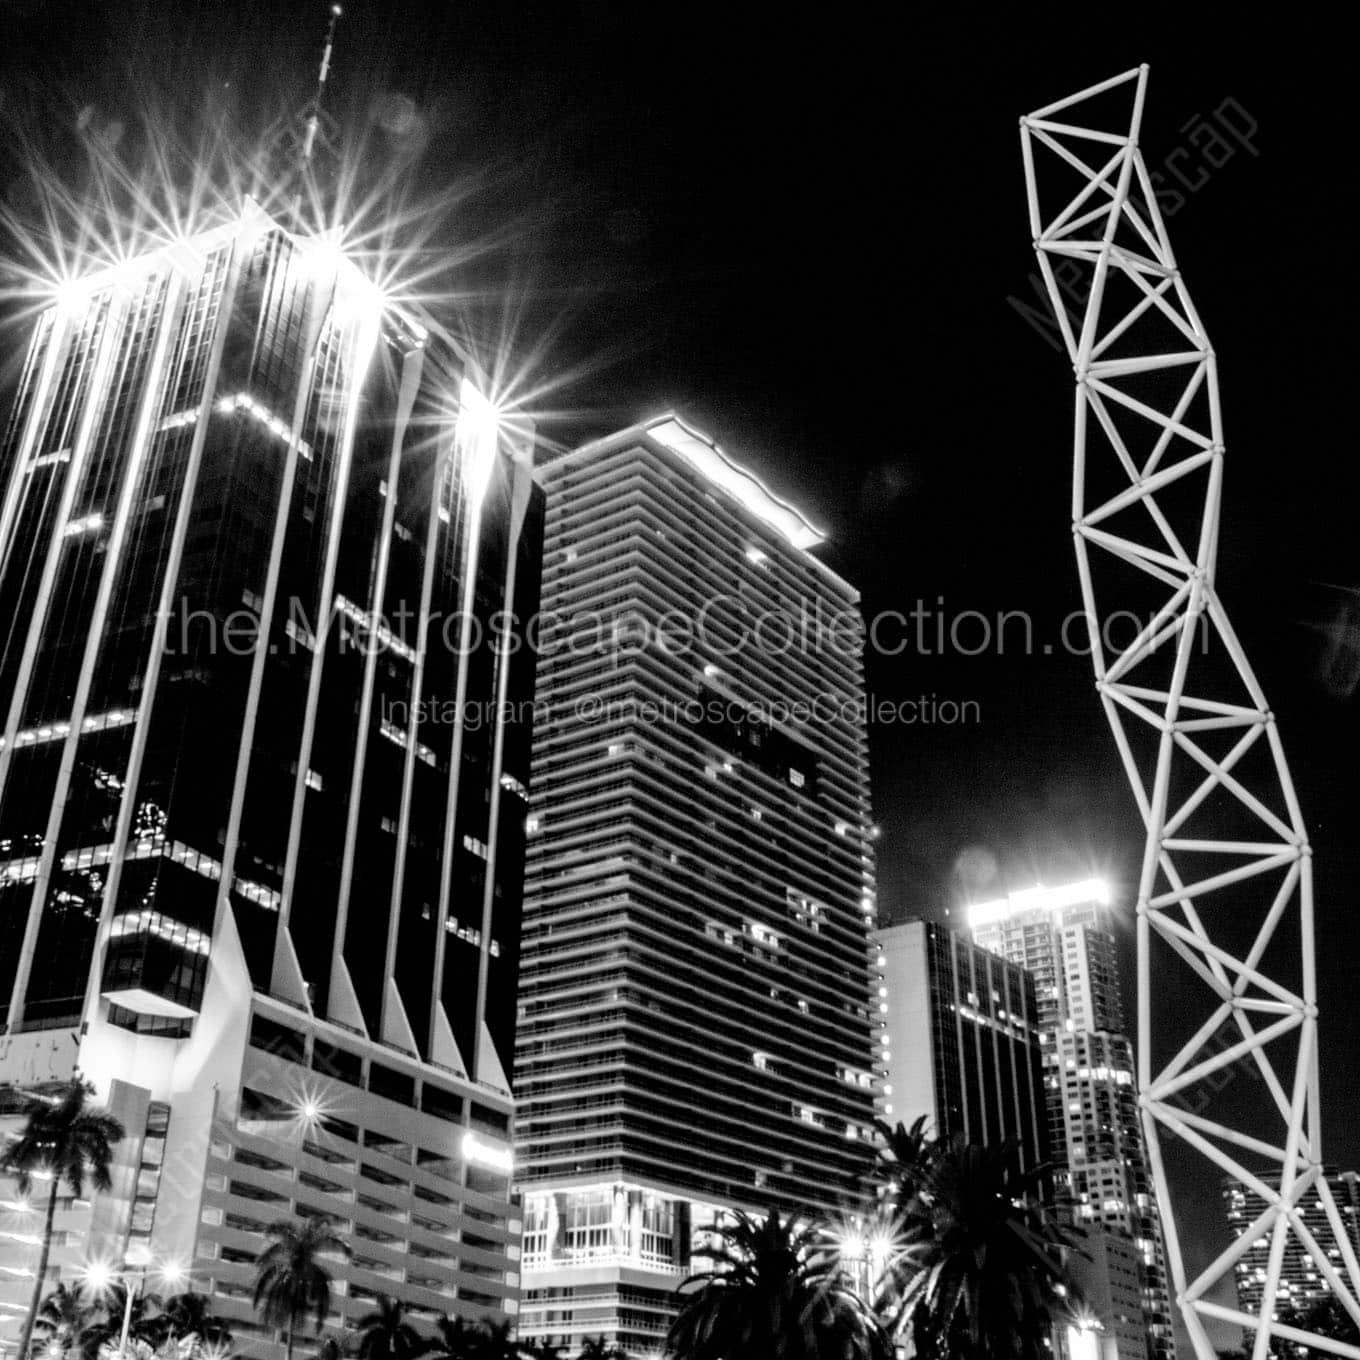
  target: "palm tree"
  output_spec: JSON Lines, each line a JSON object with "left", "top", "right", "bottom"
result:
{"left": 77, "top": 1281, "right": 163, "bottom": 1360}
{"left": 575, "top": 1340, "right": 626, "bottom": 1360}
{"left": 31, "top": 1283, "right": 97, "bottom": 1359}
{"left": 872, "top": 1116, "right": 933, "bottom": 1206}
{"left": 431, "top": 1315, "right": 480, "bottom": 1359}
{"left": 252, "top": 1216, "right": 351, "bottom": 1360}
{"left": 157, "top": 1290, "right": 233, "bottom": 1354}
{"left": 665, "top": 1208, "right": 891, "bottom": 1359}
{"left": 517, "top": 1340, "right": 565, "bottom": 1360}
{"left": 355, "top": 1297, "right": 429, "bottom": 1360}
{"left": 471, "top": 1321, "right": 518, "bottom": 1360}
{"left": 313, "top": 1332, "right": 356, "bottom": 1360}
{"left": 1, "top": 1078, "right": 125, "bottom": 1360}
{"left": 876, "top": 1135, "right": 1079, "bottom": 1360}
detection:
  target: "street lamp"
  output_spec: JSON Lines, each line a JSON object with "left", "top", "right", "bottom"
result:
{"left": 1065, "top": 1311, "right": 1104, "bottom": 1360}
{"left": 830, "top": 1212, "right": 903, "bottom": 1304}
{"left": 82, "top": 1246, "right": 187, "bottom": 1359}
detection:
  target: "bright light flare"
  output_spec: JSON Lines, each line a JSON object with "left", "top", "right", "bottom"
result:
{"left": 830, "top": 1221, "right": 867, "bottom": 1262}
{"left": 1065, "top": 1319, "right": 1102, "bottom": 1360}
{"left": 829, "top": 1211, "right": 904, "bottom": 1296}
{"left": 303, "top": 232, "right": 349, "bottom": 281}
{"left": 0, "top": 63, "right": 592, "bottom": 496}
{"left": 865, "top": 1224, "right": 900, "bottom": 1278}
{"left": 284, "top": 1075, "right": 338, "bottom": 1130}
{"left": 968, "top": 876, "right": 1113, "bottom": 929}
{"left": 456, "top": 379, "right": 501, "bottom": 507}
{"left": 300, "top": 230, "right": 388, "bottom": 328}
{"left": 461, "top": 1129, "right": 513, "bottom": 1173}
{"left": 80, "top": 1260, "right": 115, "bottom": 1296}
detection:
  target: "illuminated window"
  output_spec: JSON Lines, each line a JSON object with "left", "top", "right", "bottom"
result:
{"left": 563, "top": 1189, "right": 614, "bottom": 1259}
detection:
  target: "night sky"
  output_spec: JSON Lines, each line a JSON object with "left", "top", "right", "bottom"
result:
{"left": 4, "top": 0, "right": 1358, "bottom": 1328}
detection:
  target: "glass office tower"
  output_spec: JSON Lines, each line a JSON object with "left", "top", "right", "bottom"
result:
{"left": 877, "top": 916, "right": 1049, "bottom": 1170}
{"left": 0, "top": 203, "right": 542, "bottom": 1348}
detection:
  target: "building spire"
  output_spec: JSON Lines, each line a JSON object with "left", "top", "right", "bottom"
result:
{"left": 292, "top": 3, "right": 342, "bottom": 220}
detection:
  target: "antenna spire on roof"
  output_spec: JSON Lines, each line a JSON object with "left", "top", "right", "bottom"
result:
{"left": 293, "top": 3, "right": 342, "bottom": 219}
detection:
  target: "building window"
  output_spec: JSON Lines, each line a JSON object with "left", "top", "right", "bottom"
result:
{"left": 522, "top": 1197, "right": 551, "bottom": 1266}
{"left": 639, "top": 1193, "right": 674, "bottom": 1268}
{"left": 564, "top": 1189, "right": 614, "bottom": 1260}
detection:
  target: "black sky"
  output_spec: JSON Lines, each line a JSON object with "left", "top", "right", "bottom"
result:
{"left": 4, "top": 0, "right": 1359, "bottom": 1321}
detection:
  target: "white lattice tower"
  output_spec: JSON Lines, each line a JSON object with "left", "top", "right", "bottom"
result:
{"left": 1019, "top": 66, "right": 1360, "bottom": 1360}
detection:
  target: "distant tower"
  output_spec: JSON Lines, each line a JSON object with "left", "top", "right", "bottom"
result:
{"left": 513, "top": 416, "right": 880, "bottom": 1358}
{"left": 971, "top": 881, "right": 1176, "bottom": 1360}
{"left": 1223, "top": 1170, "right": 1360, "bottom": 1327}
{"left": 876, "top": 916, "right": 1049, "bottom": 1171}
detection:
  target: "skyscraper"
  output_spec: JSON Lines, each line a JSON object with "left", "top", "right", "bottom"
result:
{"left": 1223, "top": 1169, "right": 1360, "bottom": 1332}
{"left": 513, "top": 415, "right": 879, "bottom": 1356}
{"left": 0, "top": 203, "right": 542, "bottom": 1348}
{"left": 876, "top": 916, "right": 1048, "bottom": 1170}
{"left": 1060, "top": 1232, "right": 1151, "bottom": 1360}
{"left": 970, "top": 880, "right": 1175, "bottom": 1360}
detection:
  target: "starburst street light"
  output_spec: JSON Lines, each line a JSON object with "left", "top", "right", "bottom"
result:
{"left": 80, "top": 1246, "right": 189, "bottom": 1360}
{"left": 1065, "top": 1313, "right": 1104, "bottom": 1360}
{"left": 829, "top": 1212, "right": 905, "bottom": 1304}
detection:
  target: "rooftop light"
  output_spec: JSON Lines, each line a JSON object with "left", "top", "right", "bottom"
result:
{"left": 456, "top": 379, "right": 501, "bottom": 508}
{"left": 968, "top": 877, "right": 1112, "bottom": 929}
{"left": 645, "top": 415, "right": 824, "bottom": 551}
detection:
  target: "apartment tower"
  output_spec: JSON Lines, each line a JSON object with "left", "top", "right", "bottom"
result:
{"left": 970, "top": 880, "right": 1176, "bottom": 1360}
{"left": 1223, "top": 1169, "right": 1360, "bottom": 1333}
{"left": 514, "top": 416, "right": 879, "bottom": 1356}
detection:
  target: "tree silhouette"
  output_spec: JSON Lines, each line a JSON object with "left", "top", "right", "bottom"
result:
{"left": 665, "top": 1208, "right": 890, "bottom": 1359}
{"left": 252, "top": 1216, "right": 351, "bottom": 1360}
{"left": 355, "top": 1296, "right": 429, "bottom": 1360}
{"left": 876, "top": 1135, "right": 1078, "bottom": 1360}
{"left": 1, "top": 1078, "right": 124, "bottom": 1360}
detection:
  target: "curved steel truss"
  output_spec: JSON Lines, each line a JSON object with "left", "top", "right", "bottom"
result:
{"left": 1020, "top": 67, "right": 1360, "bottom": 1359}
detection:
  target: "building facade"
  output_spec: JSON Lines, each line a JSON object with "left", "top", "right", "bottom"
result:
{"left": 1223, "top": 1168, "right": 1360, "bottom": 1335}
{"left": 877, "top": 917, "right": 1048, "bottom": 1170}
{"left": 0, "top": 204, "right": 542, "bottom": 1348}
{"left": 970, "top": 880, "right": 1174, "bottom": 1360}
{"left": 513, "top": 416, "right": 879, "bottom": 1356}
{"left": 1059, "top": 1231, "right": 1149, "bottom": 1360}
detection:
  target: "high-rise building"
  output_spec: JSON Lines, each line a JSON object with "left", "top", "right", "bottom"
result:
{"left": 876, "top": 917, "right": 1048, "bottom": 1170}
{"left": 513, "top": 415, "right": 879, "bottom": 1357}
{"left": 0, "top": 203, "right": 543, "bottom": 1349}
{"left": 970, "top": 880, "right": 1174, "bottom": 1360}
{"left": 1223, "top": 1169, "right": 1360, "bottom": 1332}
{"left": 1059, "top": 1231, "right": 1149, "bottom": 1360}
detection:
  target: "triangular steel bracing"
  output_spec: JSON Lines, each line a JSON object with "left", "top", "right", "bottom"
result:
{"left": 1020, "top": 66, "right": 1360, "bottom": 1360}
